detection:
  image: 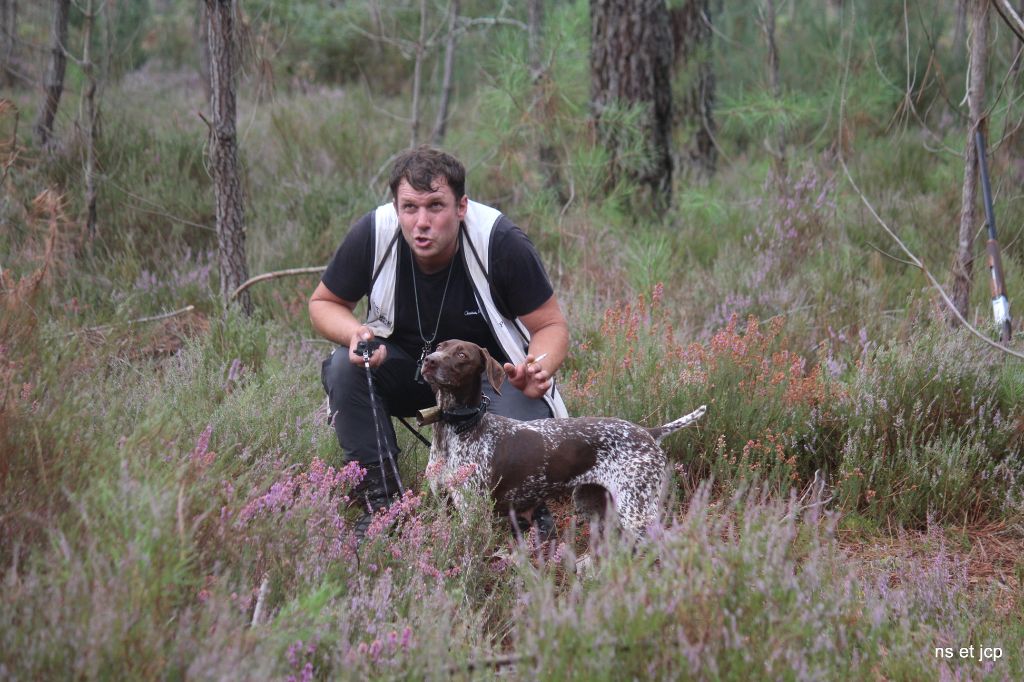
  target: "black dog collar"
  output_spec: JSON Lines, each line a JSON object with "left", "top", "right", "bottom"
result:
{"left": 442, "top": 395, "right": 490, "bottom": 434}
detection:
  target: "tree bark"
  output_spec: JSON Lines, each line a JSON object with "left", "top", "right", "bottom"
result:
{"left": 528, "top": 0, "right": 542, "bottom": 80}
{"left": 195, "top": 0, "right": 212, "bottom": 105}
{"left": 80, "top": 0, "right": 99, "bottom": 239}
{"left": 410, "top": 0, "right": 428, "bottom": 146}
{"left": 0, "top": 0, "right": 16, "bottom": 88}
{"left": 761, "top": 0, "right": 785, "bottom": 177}
{"left": 670, "top": 0, "right": 716, "bottom": 179}
{"left": 951, "top": 0, "right": 989, "bottom": 322}
{"left": 430, "top": 0, "right": 458, "bottom": 146}
{"left": 590, "top": 0, "right": 674, "bottom": 201}
{"left": 954, "top": 0, "right": 968, "bottom": 53}
{"left": 528, "top": 0, "right": 565, "bottom": 203}
{"left": 206, "top": 0, "right": 252, "bottom": 315}
{"left": 34, "top": 0, "right": 71, "bottom": 150}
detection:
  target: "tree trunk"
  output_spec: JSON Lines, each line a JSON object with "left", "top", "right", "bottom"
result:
{"left": 951, "top": 0, "right": 989, "bottom": 322}
{"left": 80, "top": 0, "right": 99, "bottom": 239}
{"left": 529, "top": 0, "right": 566, "bottom": 203}
{"left": 195, "top": 0, "right": 212, "bottom": 105}
{"left": 528, "top": 0, "right": 542, "bottom": 80}
{"left": 590, "top": 0, "right": 674, "bottom": 201}
{"left": 670, "top": 0, "right": 716, "bottom": 179}
{"left": 1, "top": 0, "right": 17, "bottom": 88}
{"left": 34, "top": 0, "right": 71, "bottom": 150}
{"left": 761, "top": 0, "right": 785, "bottom": 177}
{"left": 430, "top": 0, "right": 458, "bottom": 146}
{"left": 954, "top": 0, "right": 968, "bottom": 53}
{"left": 410, "top": 0, "right": 428, "bottom": 147}
{"left": 206, "top": 0, "right": 252, "bottom": 315}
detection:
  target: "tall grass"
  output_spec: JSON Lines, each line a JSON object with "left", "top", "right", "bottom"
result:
{"left": 3, "top": 1, "right": 1024, "bottom": 678}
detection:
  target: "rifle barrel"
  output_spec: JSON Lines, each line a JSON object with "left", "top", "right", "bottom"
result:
{"left": 975, "top": 129, "right": 999, "bottom": 242}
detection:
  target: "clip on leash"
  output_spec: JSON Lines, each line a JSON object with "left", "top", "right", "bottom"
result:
{"left": 357, "top": 340, "right": 405, "bottom": 499}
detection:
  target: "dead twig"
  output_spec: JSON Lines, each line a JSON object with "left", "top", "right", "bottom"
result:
{"left": 65, "top": 305, "right": 196, "bottom": 336}
{"left": 230, "top": 266, "right": 324, "bottom": 301}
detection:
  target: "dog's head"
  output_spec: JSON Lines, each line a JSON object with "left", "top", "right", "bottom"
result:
{"left": 421, "top": 340, "right": 504, "bottom": 406}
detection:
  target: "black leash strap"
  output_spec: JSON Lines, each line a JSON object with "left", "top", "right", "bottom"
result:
{"left": 361, "top": 346, "right": 405, "bottom": 498}
{"left": 397, "top": 416, "right": 432, "bottom": 447}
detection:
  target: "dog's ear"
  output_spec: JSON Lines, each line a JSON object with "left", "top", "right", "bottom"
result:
{"left": 480, "top": 346, "right": 505, "bottom": 396}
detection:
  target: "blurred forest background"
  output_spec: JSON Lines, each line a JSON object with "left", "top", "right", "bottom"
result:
{"left": 3, "top": 1, "right": 1024, "bottom": 679}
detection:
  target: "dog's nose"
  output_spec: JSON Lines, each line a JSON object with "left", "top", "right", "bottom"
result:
{"left": 423, "top": 352, "right": 440, "bottom": 369}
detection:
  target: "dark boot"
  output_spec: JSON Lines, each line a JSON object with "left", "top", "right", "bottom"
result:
{"left": 351, "top": 463, "right": 400, "bottom": 540}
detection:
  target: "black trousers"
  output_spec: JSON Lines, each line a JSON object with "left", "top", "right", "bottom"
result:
{"left": 321, "top": 340, "right": 552, "bottom": 470}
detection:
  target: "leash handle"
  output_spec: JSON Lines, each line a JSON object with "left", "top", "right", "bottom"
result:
{"left": 358, "top": 340, "right": 406, "bottom": 498}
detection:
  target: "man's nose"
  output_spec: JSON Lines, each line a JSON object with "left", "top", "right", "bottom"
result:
{"left": 414, "top": 208, "right": 431, "bottom": 229}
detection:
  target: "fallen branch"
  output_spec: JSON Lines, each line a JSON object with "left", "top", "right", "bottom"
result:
{"left": 66, "top": 305, "right": 196, "bottom": 336}
{"left": 230, "top": 266, "right": 324, "bottom": 300}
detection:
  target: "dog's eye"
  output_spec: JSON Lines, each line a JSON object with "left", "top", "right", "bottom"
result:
{"left": 457, "top": 351, "right": 467, "bottom": 359}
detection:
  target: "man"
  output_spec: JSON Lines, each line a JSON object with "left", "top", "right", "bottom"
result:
{"left": 309, "top": 146, "right": 569, "bottom": 537}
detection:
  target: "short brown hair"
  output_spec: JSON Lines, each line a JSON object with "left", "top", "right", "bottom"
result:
{"left": 388, "top": 146, "right": 466, "bottom": 201}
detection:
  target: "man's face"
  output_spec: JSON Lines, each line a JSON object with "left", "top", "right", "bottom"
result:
{"left": 394, "top": 177, "right": 468, "bottom": 274}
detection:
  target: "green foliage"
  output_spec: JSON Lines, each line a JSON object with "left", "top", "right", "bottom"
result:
{"left": 5, "top": 0, "right": 1024, "bottom": 677}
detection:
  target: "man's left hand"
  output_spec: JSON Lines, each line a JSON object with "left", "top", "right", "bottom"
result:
{"left": 503, "top": 354, "right": 552, "bottom": 400}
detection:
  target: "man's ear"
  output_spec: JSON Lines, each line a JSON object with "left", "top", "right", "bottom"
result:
{"left": 480, "top": 346, "right": 504, "bottom": 396}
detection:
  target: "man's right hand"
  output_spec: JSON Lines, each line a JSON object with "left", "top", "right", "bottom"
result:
{"left": 348, "top": 327, "right": 388, "bottom": 368}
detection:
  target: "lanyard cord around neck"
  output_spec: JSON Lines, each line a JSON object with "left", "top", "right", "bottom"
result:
{"left": 409, "top": 247, "right": 455, "bottom": 347}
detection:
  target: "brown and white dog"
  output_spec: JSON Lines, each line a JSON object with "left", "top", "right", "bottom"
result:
{"left": 419, "top": 339, "right": 706, "bottom": 538}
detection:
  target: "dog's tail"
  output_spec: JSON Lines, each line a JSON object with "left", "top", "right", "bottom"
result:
{"left": 647, "top": 405, "right": 706, "bottom": 445}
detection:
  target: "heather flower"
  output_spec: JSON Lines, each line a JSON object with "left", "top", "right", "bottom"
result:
{"left": 190, "top": 423, "right": 215, "bottom": 468}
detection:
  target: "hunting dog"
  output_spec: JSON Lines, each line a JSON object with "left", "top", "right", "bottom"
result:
{"left": 419, "top": 339, "right": 706, "bottom": 538}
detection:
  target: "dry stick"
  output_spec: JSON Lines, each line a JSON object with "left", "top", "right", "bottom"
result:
{"left": 67, "top": 305, "right": 196, "bottom": 336}
{"left": 229, "top": 266, "right": 324, "bottom": 301}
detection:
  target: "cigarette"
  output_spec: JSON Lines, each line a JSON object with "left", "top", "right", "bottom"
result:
{"left": 531, "top": 353, "right": 549, "bottom": 366}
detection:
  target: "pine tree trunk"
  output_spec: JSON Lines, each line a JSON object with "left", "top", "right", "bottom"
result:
{"left": 529, "top": 0, "right": 566, "bottom": 203}
{"left": 81, "top": 0, "right": 99, "bottom": 239}
{"left": 410, "top": 0, "right": 427, "bottom": 147}
{"left": 206, "top": 0, "right": 252, "bottom": 315}
{"left": 34, "top": 0, "right": 70, "bottom": 150}
{"left": 196, "top": 0, "right": 212, "bottom": 105}
{"left": 670, "top": 0, "right": 716, "bottom": 179}
{"left": 951, "top": 0, "right": 989, "bottom": 322}
{"left": 762, "top": 0, "right": 785, "bottom": 177}
{"left": 528, "top": 0, "right": 542, "bottom": 80}
{"left": 590, "top": 0, "right": 674, "bottom": 201}
{"left": 430, "top": 0, "right": 458, "bottom": 146}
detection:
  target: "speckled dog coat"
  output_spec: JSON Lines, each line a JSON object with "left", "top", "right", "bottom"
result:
{"left": 421, "top": 340, "right": 706, "bottom": 537}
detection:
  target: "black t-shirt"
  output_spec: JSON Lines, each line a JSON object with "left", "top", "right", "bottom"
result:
{"left": 322, "top": 210, "right": 553, "bottom": 364}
